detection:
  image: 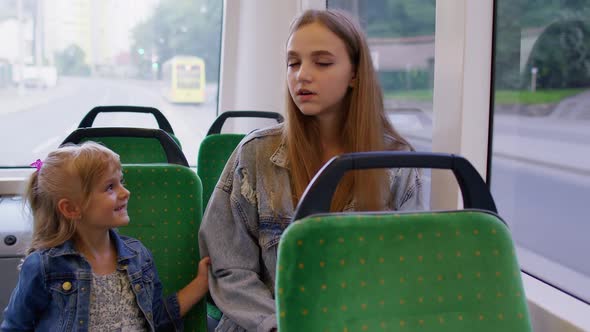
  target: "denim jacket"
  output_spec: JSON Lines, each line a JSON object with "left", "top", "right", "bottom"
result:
{"left": 1, "top": 229, "right": 183, "bottom": 332}
{"left": 199, "top": 124, "right": 424, "bottom": 332}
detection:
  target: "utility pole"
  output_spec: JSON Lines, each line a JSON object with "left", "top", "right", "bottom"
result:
{"left": 17, "top": 0, "right": 25, "bottom": 95}
{"left": 35, "top": 0, "right": 44, "bottom": 66}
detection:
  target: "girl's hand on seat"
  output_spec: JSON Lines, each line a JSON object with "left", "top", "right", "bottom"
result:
{"left": 195, "top": 256, "right": 211, "bottom": 291}
{"left": 177, "top": 256, "right": 211, "bottom": 316}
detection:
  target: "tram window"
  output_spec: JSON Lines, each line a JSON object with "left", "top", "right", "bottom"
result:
{"left": 490, "top": 0, "right": 590, "bottom": 302}
{"left": 328, "top": 0, "right": 436, "bottom": 204}
{"left": 0, "top": 0, "right": 223, "bottom": 168}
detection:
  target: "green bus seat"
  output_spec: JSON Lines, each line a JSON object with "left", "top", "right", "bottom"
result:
{"left": 197, "top": 133, "right": 245, "bottom": 212}
{"left": 62, "top": 127, "right": 188, "bottom": 166}
{"left": 79, "top": 105, "right": 182, "bottom": 147}
{"left": 119, "top": 164, "right": 205, "bottom": 332}
{"left": 198, "top": 111, "right": 284, "bottom": 211}
{"left": 276, "top": 152, "right": 532, "bottom": 332}
{"left": 197, "top": 111, "right": 284, "bottom": 323}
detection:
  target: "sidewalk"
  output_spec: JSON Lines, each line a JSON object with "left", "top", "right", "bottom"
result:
{"left": 492, "top": 134, "right": 589, "bottom": 175}
{"left": 0, "top": 81, "right": 78, "bottom": 115}
{"left": 395, "top": 112, "right": 590, "bottom": 176}
{"left": 491, "top": 114, "right": 590, "bottom": 175}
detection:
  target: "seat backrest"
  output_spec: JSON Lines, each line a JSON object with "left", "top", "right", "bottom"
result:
{"left": 197, "top": 110, "right": 284, "bottom": 322}
{"left": 277, "top": 211, "right": 530, "bottom": 332}
{"left": 197, "top": 133, "right": 245, "bottom": 210}
{"left": 198, "top": 111, "right": 284, "bottom": 211}
{"left": 276, "top": 152, "right": 532, "bottom": 332}
{"left": 118, "top": 164, "right": 205, "bottom": 331}
{"left": 78, "top": 106, "right": 182, "bottom": 147}
{"left": 205, "top": 111, "right": 284, "bottom": 136}
{"left": 62, "top": 127, "right": 188, "bottom": 166}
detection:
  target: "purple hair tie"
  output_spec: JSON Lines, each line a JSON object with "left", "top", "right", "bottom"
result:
{"left": 30, "top": 159, "right": 43, "bottom": 171}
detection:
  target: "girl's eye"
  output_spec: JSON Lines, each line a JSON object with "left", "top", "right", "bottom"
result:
{"left": 287, "top": 62, "right": 300, "bottom": 67}
{"left": 317, "top": 62, "right": 332, "bottom": 67}
{"left": 120, "top": 178, "right": 126, "bottom": 185}
{"left": 106, "top": 184, "right": 114, "bottom": 191}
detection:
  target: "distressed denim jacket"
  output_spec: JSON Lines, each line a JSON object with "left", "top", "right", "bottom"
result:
{"left": 199, "top": 124, "right": 424, "bottom": 332}
{"left": 1, "top": 229, "right": 183, "bottom": 332}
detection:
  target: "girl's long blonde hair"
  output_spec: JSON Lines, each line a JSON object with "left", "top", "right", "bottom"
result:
{"left": 284, "top": 9, "right": 412, "bottom": 212}
{"left": 24, "top": 141, "right": 121, "bottom": 255}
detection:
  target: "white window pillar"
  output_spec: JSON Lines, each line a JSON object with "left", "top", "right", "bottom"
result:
{"left": 431, "top": 0, "right": 494, "bottom": 210}
{"left": 218, "top": 0, "right": 300, "bottom": 132}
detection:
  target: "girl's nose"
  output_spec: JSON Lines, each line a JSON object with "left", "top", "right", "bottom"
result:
{"left": 297, "top": 62, "right": 312, "bottom": 82}
{"left": 119, "top": 186, "right": 130, "bottom": 198}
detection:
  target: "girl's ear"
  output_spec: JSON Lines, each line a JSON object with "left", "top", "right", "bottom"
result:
{"left": 57, "top": 198, "right": 82, "bottom": 220}
{"left": 349, "top": 67, "right": 357, "bottom": 87}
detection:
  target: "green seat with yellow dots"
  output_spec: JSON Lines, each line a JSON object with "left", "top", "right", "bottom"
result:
{"left": 62, "top": 127, "right": 188, "bottom": 166}
{"left": 276, "top": 152, "right": 532, "bottom": 332}
{"left": 197, "top": 111, "right": 284, "bottom": 322}
{"left": 197, "top": 133, "right": 245, "bottom": 210}
{"left": 118, "top": 164, "right": 205, "bottom": 331}
{"left": 197, "top": 111, "right": 284, "bottom": 212}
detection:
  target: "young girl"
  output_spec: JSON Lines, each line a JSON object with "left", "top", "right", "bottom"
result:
{"left": 199, "top": 9, "right": 423, "bottom": 332}
{"left": 1, "top": 141, "right": 210, "bottom": 332}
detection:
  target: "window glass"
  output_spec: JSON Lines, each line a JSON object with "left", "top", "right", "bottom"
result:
{"left": 328, "top": 0, "right": 435, "bottom": 206}
{"left": 491, "top": 0, "right": 590, "bottom": 301}
{"left": 0, "top": 0, "right": 222, "bottom": 167}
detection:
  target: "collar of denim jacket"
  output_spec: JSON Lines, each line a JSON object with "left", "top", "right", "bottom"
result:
{"left": 46, "top": 238, "right": 79, "bottom": 257}
{"left": 110, "top": 229, "right": 138, "bottom": 262}
{"left": 45, "top": 229, "right": 137, "bottom": 260}
{"left": 270, "top": 141, "right": 288, "bottom": 169}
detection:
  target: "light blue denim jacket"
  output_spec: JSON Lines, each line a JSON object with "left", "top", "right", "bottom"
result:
{"left": 199, "top": 124, "right": 423, "bottom": 332}
{"left": 1, "top": 229, "right": 183, "bottom": 332}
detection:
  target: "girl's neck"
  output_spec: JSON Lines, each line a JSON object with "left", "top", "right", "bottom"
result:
{"left": 74, "top": 228, "right": 118, "bottom": 275}
{"left": 316, "top": 112, "right": 345, "bottom": 163}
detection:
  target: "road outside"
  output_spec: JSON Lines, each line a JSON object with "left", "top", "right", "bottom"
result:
{"left": 0, "top": 77, "right": 218, "bottom": 166}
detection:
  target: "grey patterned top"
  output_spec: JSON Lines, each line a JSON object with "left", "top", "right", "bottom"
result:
{"left": 88, "top": 270, "right": 147, "bottom": 332}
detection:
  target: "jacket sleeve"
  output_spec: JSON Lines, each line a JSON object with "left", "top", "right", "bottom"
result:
{"left": 1, "top": 252, "right": 50, "bottom": 332}
{"left": 143, "top": 246, "right": 184, "bottom": 332}
{"left": 199, "top": 148, "right": 277, "bottom": 332}
{"left": 391, "top": 167, "right": 425, "bottom": 211}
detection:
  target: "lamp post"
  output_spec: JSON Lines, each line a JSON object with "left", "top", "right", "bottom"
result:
{"left": 530, "top": 66, "right": 538, "bottom": 92}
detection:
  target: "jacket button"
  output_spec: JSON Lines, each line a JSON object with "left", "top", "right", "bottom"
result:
{"left": 146, "top": 312, "right": 153, "bottom": 320}
{"left": 62, "top": 282, "right": 72, "bottom": 291}
{"left": 134, "top": 284, "right": 141, "bottom": 292}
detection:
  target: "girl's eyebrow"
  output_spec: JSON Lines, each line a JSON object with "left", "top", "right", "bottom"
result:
{"left": 102, "top": 173, "right": 123, "bottom": 184}
{"left": 287, "top": 50, "right": 335, "bottom": 57}
{"left": 310, "top": 50, "right": 335, "bottom": 57}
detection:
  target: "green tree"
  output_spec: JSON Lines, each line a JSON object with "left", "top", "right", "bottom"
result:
{"left": 54, "top": 44, "right": 90, "bottom": 76}
{"left": 330, "top": 0, "right": 435, "bottom": 38}
{"left": 495, "top": 0, "right": 590, "bottom": 89}
{"left": 520, "top": 0, "right": 590, "bottom": 28}
{"left": 366, "top": 0, "right": 435, "bottom": 38}
{"left": 524, "top": 19, "right": 590, "bottom": 89}
{"left": 131, "top": 0, "right": 223, "bottom": 82}
{"left": 494, "top": 0, "right": 526, "bottom": 89}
